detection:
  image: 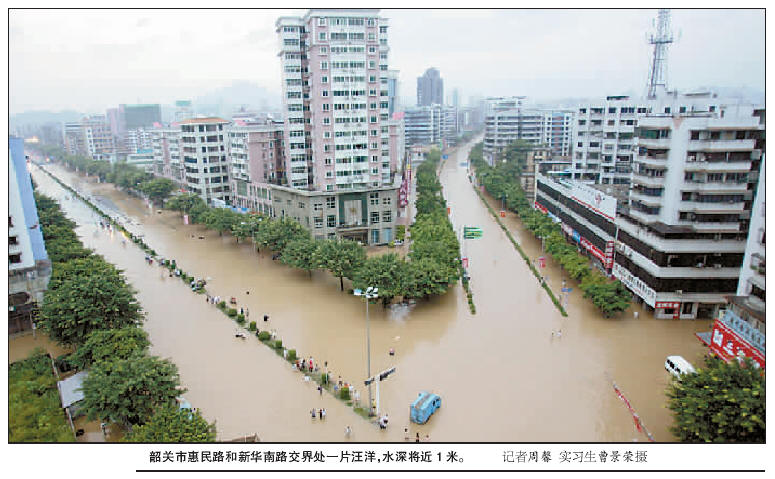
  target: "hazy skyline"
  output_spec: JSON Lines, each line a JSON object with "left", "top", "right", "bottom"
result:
{"left": 9, "top": 8, "right": 765, "bottom": 115}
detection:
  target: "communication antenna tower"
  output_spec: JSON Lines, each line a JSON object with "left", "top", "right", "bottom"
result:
{"left": 646, "top": 9, "right": 675, "bottom": 99}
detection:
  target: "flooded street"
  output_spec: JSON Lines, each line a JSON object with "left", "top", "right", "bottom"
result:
{"left": 30, "top": 140, "right": 709, "bottom": 442}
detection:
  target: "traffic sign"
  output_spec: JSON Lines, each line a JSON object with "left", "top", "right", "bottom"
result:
{"left": 442, "top": 154, "right": 449, "bottom": 160}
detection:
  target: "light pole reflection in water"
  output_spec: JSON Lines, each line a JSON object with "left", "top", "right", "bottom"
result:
{"left": 353, "top": 286, "right": 378, "bottom": 416}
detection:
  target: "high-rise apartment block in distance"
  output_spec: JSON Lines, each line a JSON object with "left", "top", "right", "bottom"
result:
{"left": 417, "top": 67, "right": 443, "bottom": 107}
{"left": 152, "top": 127, "right": 182, "bottom": 183}
{"left": 228, "top": 119, "right": 286, "bottom": 214}
{"left": 121, "top": 104, "right": 162, "bottom": 130}
{"left": 275, "top": 9, "right": 403, "bottom": 245}
{"left": 63, "top": 115, "right": 116, "bottom": 161}
{"left": 174, "top": 100, "right": 194, "bottom": 122}
{"left": 386, "top": 69, "right": 400, "bottom": 116}
{"left": 483, "top": 97, "right": 573, "bottom": 164}
{"left": 178, "top": 117, "right": 231, "bottom": 205}
{"left": 9, "top": 137, "right": 51, "bottom": 334}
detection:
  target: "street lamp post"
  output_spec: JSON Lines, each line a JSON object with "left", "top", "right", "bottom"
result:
{"left": 354, "top": 286, "right": 378, "bottom": 416}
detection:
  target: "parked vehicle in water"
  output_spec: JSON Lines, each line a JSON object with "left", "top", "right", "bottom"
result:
{"left": 410, "top": 391, "right": 441, "bottom": 424}
{"left": 665, "top": 355, "right": 696, "bottom": 378}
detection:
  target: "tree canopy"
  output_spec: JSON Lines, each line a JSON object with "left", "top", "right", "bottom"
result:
{"left": 124, "top": 404, "right": 216, "bottom": 442}
{"left": 667, "top": 356, "right": 765, "bottom": 442}
{"left": 68, "top": 327, "right": 151, "bottom": 370}
{"left": 40, "top": 256, "right": 144, "bottom": 347}
{"left": 80, "top": 353, "right": 184, "bottom": 427}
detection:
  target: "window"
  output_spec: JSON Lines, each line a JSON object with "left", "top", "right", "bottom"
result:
{"left": 369, "top": 192, "right": 379, "bottom": 205}
{"left": 370, "top": 211, "right": 380, "bottom": 224}
{"left": 319, "top": 32, "right": 326, "bottom": 41}
{"left": 321, "top": 61, "right": 328, "bottom": 70}
{"left": 369, "top": 61, "right": 376, "bottom": 69}
{"left": 382, "top": 196, "right": 391, "bottom": 205}
{"left": 327, "top": 214, "right": 336, "bottom": 227}
{"left": 322, "top": 103, "right": 330, "bottom": 111}
{"left": 9, "top": 253, "right": 21, "bottom": 264}
{"left": 314, "top": 217, "right": 323, "bottom": 229}
{"left": 321, "top": 76, "right": 328, "bottom": 83}
{"left": 323, "top": 118, "right": 330, "bottom": 125}
{"left": 326, "top": 197, "right": 336, "bottom": 208}
{"left": 382, "top": 211, "right": 392, "bottom": 223}
{"left": 299, "top": 202, "right": 305, "bottom": 209}
{"left": 318, "top": 18, "right": 326, "bottom": 25}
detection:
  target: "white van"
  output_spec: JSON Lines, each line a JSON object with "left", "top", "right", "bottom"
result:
{"left": 665, "top": 355, "right": 696, "bottom": 378}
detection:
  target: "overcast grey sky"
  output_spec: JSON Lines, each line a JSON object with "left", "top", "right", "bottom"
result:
{"left": 9, "top": 8, "right": 765, "bottom": 114}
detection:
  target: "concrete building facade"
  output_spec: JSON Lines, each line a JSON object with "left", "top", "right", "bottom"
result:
{"left": 178, "top": 117, "right": 231, "bottom": 205}
{"left": 228, "top": 121, "right": 286, "bottom": 214}
{"left": 275, "top": 9, "right": 402, "bottom": 244}
{"left": 9, "top": 137, "right": 51, "bottom": 334}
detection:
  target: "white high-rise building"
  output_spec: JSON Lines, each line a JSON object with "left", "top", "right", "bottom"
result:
{"left": 178, "top": 117, "right": 231, "bottom": 205}
{"left": 483, "top": 97, "right": 573, "bottom": 164}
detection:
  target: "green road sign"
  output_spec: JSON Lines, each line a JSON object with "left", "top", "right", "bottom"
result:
{"left": 463, "top": 226, "right": 483, "bottom": 239}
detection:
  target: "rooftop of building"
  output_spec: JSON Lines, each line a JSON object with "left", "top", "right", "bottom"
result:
{"left": 177, "top": 117, "right": 229, "bottom": 124}
{"left": 726, "top": 295, "right": 766, "bottom": 324}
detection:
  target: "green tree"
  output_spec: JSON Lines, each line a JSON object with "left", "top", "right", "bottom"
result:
{"left": 40, "top": 256, "right": 144, "bottom": 347}
{"left": 166, "top": 193, "right": 206, "bottom": 214}
{"left": 280, "top": 238, "right": 321, "bottom": 277}
{"left": 80, "top": 353, "right": 184, "bottom": 427}
{"left": 231, "top": 215, "right": 265, "bottom": 243}
{"left": 667, "top": 356, "right": 765, "bottom": 442}
{"left": 253, "top": 216, "right": 310, "bottom": 253}
{"left": 202, "top": 208, "right": 240, "bottom": 236}
{"left": 124, "top": 404, "right": 216, "bottom": 442}
{"left": 353, "top": 253, "right": 409, "bottom": 306}
{"left": 9, "top": 349, "right": 74, "bottom": 442}
{"left": 140, "top": 177, "right": 176, "bottom": 206}
{"left": 68, "top": 327, "right": 150, "bottom": 370}
{"left": 404, "top": 257, "right": 453, "bottom": 300}
{"left": 318, "top": 239, "right": 367, "bottom": 291}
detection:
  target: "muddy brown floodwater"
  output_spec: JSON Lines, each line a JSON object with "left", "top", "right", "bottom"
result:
{"left": 30, "top": 140, "right": 709, "bottom": 442}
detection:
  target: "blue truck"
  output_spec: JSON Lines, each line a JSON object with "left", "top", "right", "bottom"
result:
{"left": 410, "top": 391, "right": 441, "bottom": 424}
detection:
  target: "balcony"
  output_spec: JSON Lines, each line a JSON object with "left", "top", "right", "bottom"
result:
{"left": 688, "top": 139, "right": 755, "bottom": 152}
{"left": 682, "top": 200, "right": 746, "bottom": 213}
{"left": 684, "top": 161, "right": 752, "bottom": 172}
{"left": 637, "top": 137, "right": 671, "bottom": 149}
{"left": 682, "top": 180, "right": 749, "bottom": 192}
{"left": 630, "top": 191, "right": 663, "bottom": 205}
{"left": 631, "top": 173, "right": 665, "bottom": 187}
{"left": 635, "top": 156, "right": 666, "bottom": 168}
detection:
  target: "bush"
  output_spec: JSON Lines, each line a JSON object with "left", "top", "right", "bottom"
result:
{"left": 388, "top": 240, "right": 395, "bottom": 248}
{"left": 248, "top": 321, "right": 256, "bottom": 331}
{"left": 396, "top": 224, "right": 406, "bottom": 241}
{"left": 257, "top": 331, "right": 270, "bottom": 341}
{"left": 339, "top": 387, "right": 351, "bottom": 400}
{"left": 287, "top": 349, "right": 297, "bottom": 361}
{"left": 235, "top": 314, "right": 245, "bottom": 325}
{"left": 273, "top": 339, "right": 283, "bottom": 349}
{"left": 227, "top": 308, "right": 238, "bottom": 318}
{"left": 218, "top": 301, "right": 227, "bottom": 309}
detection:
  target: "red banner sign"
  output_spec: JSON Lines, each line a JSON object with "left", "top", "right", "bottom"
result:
{"left": 710, "top": 319, "right": 765, "bottom": 369}
{"left": 462, "top": 258, "right": 468, "bottom": 269}
{"left": 534, "top": 201, "right": 548, "bottom": 214}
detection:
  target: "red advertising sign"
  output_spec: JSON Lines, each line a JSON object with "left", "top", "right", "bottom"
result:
{"left": 710, "top": 319, "right": 766, "bottom": 369}
{"left": 462, "top": 258, "right": 468, "bottom": 269}
{"left": 538, "top": 256, "right": 546, "bottom": 268}
{"left": 604, "top": 241, "right": 615, "bottom": 269}
{"left": 534, "top": 201, "right": 548, "bottom": 214}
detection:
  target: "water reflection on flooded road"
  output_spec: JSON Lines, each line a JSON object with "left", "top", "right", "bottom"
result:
{"left": 31, "top": 142, "right": 709, "bottom": 441}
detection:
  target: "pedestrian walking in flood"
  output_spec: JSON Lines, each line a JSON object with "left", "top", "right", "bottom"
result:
{"left": 424, "top": 434, "right": 430, "bottom": 442}
{"left": 344, "top": 425, "right": 352, "bottom": 438}
{"left": 404, "top": 427, "right": 409, "bottom": 441}
{"left": 319, "top": 409, "right": 323, "bottom": 420}
{"left": 264, "top": 314, "right": 269, "bottom": 322}
{"left": 317, "top": 385, "right": 322, "bottom": 395}
{"left": 557, "top": 329, "right": 563, "bottom": 338}
{"left": 310, "top": 408, "right": 316, "bottom": 419}
{"left": 240, "top": 307, "right": 244, "bottom": 315}
{"left": 415, "top": 433, "right": 420, "bottom": 442}
{"left": 245, "top": 308, "right": 249, "bottom": 318}
{"left": 338, "top": 376, "right": 343, "bottom": 387}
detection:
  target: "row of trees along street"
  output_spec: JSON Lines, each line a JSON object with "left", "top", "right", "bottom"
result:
{"left": 468, "top": 141, "right": 765, "bottom": 442}
{"left": 35, "top": 143, "right": 463, "bottom": 306}
{"left": 468, "top": 141, "right": 632, "bottom": 317}
{"left": 14, "top": 183, "right": 216, "bottom": 442}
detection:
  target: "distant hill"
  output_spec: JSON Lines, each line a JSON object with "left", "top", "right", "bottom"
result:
{"left": 10, "top": 109, "right": 85, "bottom": 129}
{"left": 193, "top": 81, "right": 281, "bottom": 117}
